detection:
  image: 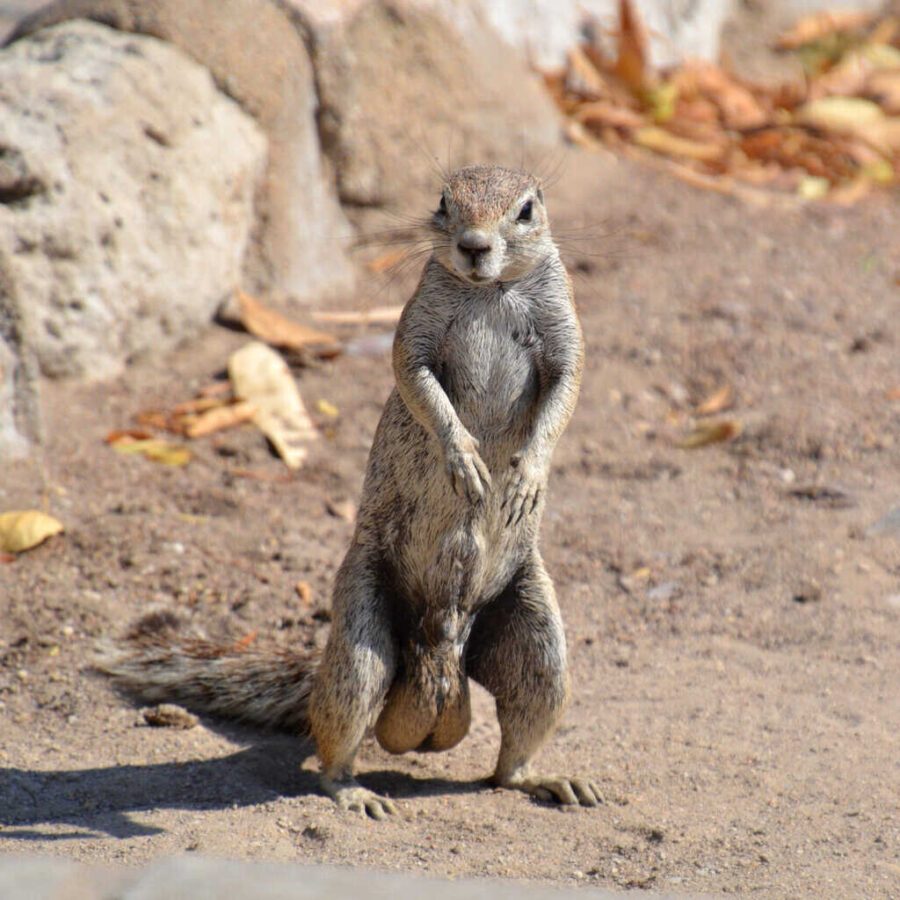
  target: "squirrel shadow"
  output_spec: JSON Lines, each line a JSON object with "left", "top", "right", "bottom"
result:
{"left": 0, "top": 730, "right": 486, "bottom": 841}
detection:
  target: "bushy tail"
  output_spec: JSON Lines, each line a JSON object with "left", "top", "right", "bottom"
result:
{"left": 94, "top": 612, "right": 319, "bottom": 734}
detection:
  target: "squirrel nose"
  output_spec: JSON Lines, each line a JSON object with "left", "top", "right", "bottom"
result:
{"left": 457, "top": 234, "right": 492, "bottom": 267}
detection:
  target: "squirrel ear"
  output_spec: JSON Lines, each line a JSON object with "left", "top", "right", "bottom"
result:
{"left": 537, "top": 188, "right": 545, "bottom": 204}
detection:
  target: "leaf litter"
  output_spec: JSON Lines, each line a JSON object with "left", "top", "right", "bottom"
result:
{"left": 547, "top": 0, "right": 900, "bottom": 201}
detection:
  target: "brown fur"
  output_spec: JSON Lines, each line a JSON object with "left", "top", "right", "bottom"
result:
{"left": 98, "top": 166, "right": 600, "bottom": 817}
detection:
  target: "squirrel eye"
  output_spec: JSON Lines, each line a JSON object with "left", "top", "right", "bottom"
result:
{"left": 517, "top": 200, "right": 533, "bottom": 222}
{"left": 438, "top": 195, "right": 448, "bottom": 215}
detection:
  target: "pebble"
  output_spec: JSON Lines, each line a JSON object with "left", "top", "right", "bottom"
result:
{"left": 141, "top": 704, "right": 199, "bottom": 729}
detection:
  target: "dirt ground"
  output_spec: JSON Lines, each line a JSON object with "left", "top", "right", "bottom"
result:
{"left": 1, "top": 137, "right": 899, "bottom": 899}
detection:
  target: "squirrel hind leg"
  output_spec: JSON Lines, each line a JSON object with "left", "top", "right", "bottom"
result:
{"left": 309, "top": 547, "right": 399, "bottom": 817}
{"left": 466, "top": 556, "right": 601, "bottom": 808}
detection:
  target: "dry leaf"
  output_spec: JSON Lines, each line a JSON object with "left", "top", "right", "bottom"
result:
{"left": 185, "top": 401, "right": 256, "bottom": 438}
{"left": 775, "top": 11, "right": 873, "bottom": 50}
{"left": 695, "top": 383, "right": 734, "bottom": 416}
{"left": 236, "top": 290, "right": 341, "bottom": 355}
{"left": 677, "top": 418, "right": 742, "bottom": 448}
{"left": 0, "top": 510, "right": 64, "bottom": 553}
{"left": 365, "top": 248, "right": 411, "bottom": 274}
{"left": 316, "top": 399, "right": 339, "bottom": 419}
{"left": 566, "top": 43, "right": 610, "bottom": 98}
{"left": 676, "top": 62, "right": 768, "bottom": 130}
{"left": 796, "top": 97, "right": 900, "bottom": 152}
{"left": 173, "top": 397, "right": 230, "bottom": 416}
{"left": 233, "top": 631, "right": 258, "bottom": 650}
{"left": 105, "top": 428, "right": 153, "bottom": 444}
{"left": 311, "top": 305, "right": 404, "bottom": 326}
{"left": 633, "top": 126, "right": 724, "bottom": 161}
{"left": 111, "top": 437, "right": 192, "bottom": 466}
{"left": 575, "top": 100, "right": 645, "bottom": 130}
{"left": 886, "top": 387, "right": 900, "bottom": 400}
{"left": 228, "top": 341, "right": 319, "bottom": 469}
{"left": 614, "top": 0, "right": 650, "bottom": 91}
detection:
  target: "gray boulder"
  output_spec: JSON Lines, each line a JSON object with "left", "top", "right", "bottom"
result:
{"left": 5, "top": 0, "right": 357, "bottom": 303}
{"left": 0, "top": 20, "right": 267, "bottom": 383}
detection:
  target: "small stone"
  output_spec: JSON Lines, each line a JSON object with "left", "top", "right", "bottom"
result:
{"left": 141, "top": 703, "right": 198, "bottom": 729}
{"left": 792, "top": 580, "right": 822, "bottom": 604}
{"left": 325, "top": 498, "right": 356, "bottom": 522}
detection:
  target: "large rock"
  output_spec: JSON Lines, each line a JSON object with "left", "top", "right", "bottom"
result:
{"left": 0, "top": 256, "right": 41, "bottom": 457}
{"left": 5, "top": 0, "right": 357, "bottom": 302}
{"left": 298, "top": 0, "right": 563, "bottom": 208}
{"left": 0, "top": 20, "right": 267, "bottom": 382}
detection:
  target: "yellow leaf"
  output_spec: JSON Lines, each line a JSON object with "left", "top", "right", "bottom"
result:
{"left": 111, "top": 438, "right": 191, "bottom": 466}
{"left": 0, "top": 510, "right": 65, "bottom": 553}
{"left": 316, "top": 399, "right": 339, "bottom": 419}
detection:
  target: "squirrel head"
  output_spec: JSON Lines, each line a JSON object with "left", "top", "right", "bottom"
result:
{"left": 430, "top": 166, "right": 555, "bottom": 285}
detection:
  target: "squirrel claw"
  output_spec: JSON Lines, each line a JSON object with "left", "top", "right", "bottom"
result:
{"left": 499, "top": 772, "right": 603, "bottom": 807}
{"left": 446, "top": 437, "right": 491, "bottom": 504}
{"left": 320, "top": 777, "right": 398, "bottom": 820}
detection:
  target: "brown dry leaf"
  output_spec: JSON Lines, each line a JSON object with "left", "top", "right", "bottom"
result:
{"left": 566, "top": 43, "right": 611, "bottom": 98}
{"left": 696, "top": 383, "right": 734, "bottom": 416}
{"left": 185, "top": 401, "right": 256, "bottom": 438}
{"left": 173, "top": 397, "right": 230, "bottom": 417}
{"left": 886, "top": 387, "right": 900, "bottom": 400}
{"left": 613, "top": 0, "right": 650, "bottom": 91}
{"left": 633, "top": 126, "right": 725, "bottom": 161}
{"left": 134, "top": 410, "right": 179, "bottom": 433}
{"left": 775, "top": 10, "right": 873, "bottom": 50}
{"left": 365, "top": 248, "right": 411, "bottom": 274}
{"left": 311, "top": 305, "right": 404, "bottom": 326}
{"left": 0, "top": 510, "right": 65, "bottom": 553}
{"left": 677, "top": 62, "right": 769, "bottom": 130}
{"left": 677, "top": 418, "right": 742, "bottom": 448}
{"left": 228, "top": 341, "right": 319, "bottom": 469}
{"left": 237, "top": 290, "right": 341, "bottom": 355}
{"left": 233, "top": 631, "right": 258, "bottom": 651}
{"left": 111, "top": 438, "right": 192, "bottom": 466}
{"left": 575, "top": 100, "right": 646, "bottom": 130}
{"left": 104, "top": 428, "right": 153, "bottom": 444}
{"left": 295, "top": 581, "right": 313, "bottom": 604}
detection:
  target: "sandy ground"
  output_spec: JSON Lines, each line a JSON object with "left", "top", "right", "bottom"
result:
{"left": 2, "top": 147, "right": 898, "bottom": 897}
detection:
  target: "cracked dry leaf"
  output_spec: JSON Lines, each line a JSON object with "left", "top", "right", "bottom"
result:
{"left": 228, "top": 341, "right": 318, "bottom": 469}
{"left": 0, "top": 510, "right": 64, "bottom": 553}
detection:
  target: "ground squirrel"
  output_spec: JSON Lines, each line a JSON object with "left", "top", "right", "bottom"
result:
{"left": 99, "top": 165, "right": 598, "bottom": 818}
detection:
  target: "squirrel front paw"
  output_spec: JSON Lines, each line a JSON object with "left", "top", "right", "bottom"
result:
{"left": 503, "top": 451, "right": 545, "bottom": 525}
{"left": 445, "top": 432, "right": 492, "bottom": 503}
